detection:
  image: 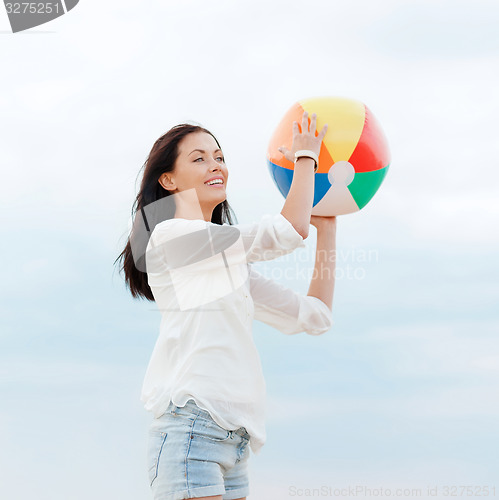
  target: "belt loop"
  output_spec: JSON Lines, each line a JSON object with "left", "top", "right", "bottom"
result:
{"left": 169, "top": 400, "right": 177, "bottom": 415}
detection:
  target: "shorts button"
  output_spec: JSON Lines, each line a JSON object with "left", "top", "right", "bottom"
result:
{"left": 190, "top": 434, "right": 193, "bottom": 439}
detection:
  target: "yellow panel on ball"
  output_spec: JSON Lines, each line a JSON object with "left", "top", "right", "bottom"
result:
{"left": 299, "top": 96, "right": 366, "bottom": 163}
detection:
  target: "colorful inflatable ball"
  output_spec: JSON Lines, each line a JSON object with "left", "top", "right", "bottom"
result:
{"left": 267, "top": 96, "right": 391, "bottom": 216}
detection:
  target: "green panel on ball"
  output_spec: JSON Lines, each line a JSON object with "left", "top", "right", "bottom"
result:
{"left": 347, "top": 165, "right": 389, "bottom": 209}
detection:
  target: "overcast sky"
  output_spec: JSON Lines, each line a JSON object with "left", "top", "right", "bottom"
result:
{"left": 1, "top": 1, "right": 498, "bottom": 499}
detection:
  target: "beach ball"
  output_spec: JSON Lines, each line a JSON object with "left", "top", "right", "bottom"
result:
{"left": 267, "top": 96, "right": 391, "bottom": 216}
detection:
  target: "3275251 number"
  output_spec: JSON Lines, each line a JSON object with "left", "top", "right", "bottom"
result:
{"left": 442, "top": 485, "right": 496, "bottom": 496}
{"left": 5, "top": 3, "right": 60, "bottom": 14}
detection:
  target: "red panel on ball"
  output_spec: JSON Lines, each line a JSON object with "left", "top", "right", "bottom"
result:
{"left": 348, "top": 105, "right": 391, "bottom": 173}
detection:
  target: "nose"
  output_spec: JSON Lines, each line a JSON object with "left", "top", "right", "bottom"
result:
{"left": 209, "top": 159, "right": 223, "bottom": 172}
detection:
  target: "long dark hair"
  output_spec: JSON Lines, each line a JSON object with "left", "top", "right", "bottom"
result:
{"left": 114, "top": 123, "right": 238, "bottom": 301}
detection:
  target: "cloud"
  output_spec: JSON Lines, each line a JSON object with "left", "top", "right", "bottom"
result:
{"left": 335, "top": 320, "right": 499, "bottom": 405}
{"left": 362, "top": 0, "right": 499, "bottom": 60}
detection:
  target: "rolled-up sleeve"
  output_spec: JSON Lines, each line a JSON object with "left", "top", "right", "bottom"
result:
{"left": 249, "top": 265, "right": 333, "bottom": 336}
{"left": 236, "top": 213, "right": 306, "bottom": 262}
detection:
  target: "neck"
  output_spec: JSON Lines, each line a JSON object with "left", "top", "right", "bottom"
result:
{"left": 170, "top": 188, "right": 221, "bottom": 222}
{"left": 174, "top": 207, "right": 213, "bottom": 222}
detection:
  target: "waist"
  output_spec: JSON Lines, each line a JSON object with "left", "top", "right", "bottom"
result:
{"left": 168, "top": 398, "right": 251, "bottom": 440}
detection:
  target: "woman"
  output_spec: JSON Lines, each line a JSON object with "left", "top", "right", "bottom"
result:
{"left": 115, "top": 111, "right": 337, "bottom": 500}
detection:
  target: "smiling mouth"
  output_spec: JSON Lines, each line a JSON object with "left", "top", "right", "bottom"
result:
{"left": 204, "top": 181, "right": 225, "bottom": 187}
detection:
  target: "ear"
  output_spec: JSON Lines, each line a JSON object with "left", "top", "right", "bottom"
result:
{"left": 159, "top": 172, "right": 175, "bottom": 191}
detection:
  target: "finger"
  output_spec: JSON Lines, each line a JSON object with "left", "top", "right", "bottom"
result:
{"left": 292, "top": 121, "right": 300, "bottom": 134}
{"left": 278, "top": 146, "right": 292, "bottom": 161}
{"left": 318, "top": 123, "right": 328, "bottom": 139}
{"left": 301, "top": 111, "right": 309, "bottom": 133}
{"left": 310, "top": 113, "right": 317, "bottom": 135}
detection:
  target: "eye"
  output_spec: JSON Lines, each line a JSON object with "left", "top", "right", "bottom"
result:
{"left": 194, "top": 156, "right": 225, "bottom": 163}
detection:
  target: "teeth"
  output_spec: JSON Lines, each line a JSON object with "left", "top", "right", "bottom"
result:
{"left": 206, "top": 179, "right": 223, "bottom": 185}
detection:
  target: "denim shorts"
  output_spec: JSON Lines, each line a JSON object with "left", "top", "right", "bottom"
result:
{"left": 147, "top": 398, "right": 251, "bottom": 500}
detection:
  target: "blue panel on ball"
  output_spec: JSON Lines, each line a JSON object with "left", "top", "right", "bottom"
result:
{"left": 313, "top": 174, "right": 332, "bottom": 207}
{"left": 267, "top": 161, "right": 291, "bottom": 198}
{"left": 268, "top": 161, "right": 332, "bottom": 208}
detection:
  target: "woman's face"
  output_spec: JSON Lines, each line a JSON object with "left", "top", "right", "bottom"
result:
{"left": 159, "top": 131, "right": 228, "bottom": 209}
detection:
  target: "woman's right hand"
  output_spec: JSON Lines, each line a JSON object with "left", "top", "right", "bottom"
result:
{"left": 310, "top": 214, "right": 337, "bottom": 231}
{"left": 278, "top": 111, "right": 328, "bottom": 163}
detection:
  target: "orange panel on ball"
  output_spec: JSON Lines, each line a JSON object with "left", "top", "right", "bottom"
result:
{"left": 267, "top": 102, "right": 334, "bottom": 173}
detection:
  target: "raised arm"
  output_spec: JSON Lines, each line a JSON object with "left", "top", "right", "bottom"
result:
{"left": 249, "top": 264, "right": 333, "bottom": 336}
{"left": 278, "top": 111, "right": 328, "bottom": 240}
{"left": 307, "top": 215, "right": 337, "bottom": 311}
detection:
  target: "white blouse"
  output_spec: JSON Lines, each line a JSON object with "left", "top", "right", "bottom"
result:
{"left": 141, "top": 213, "right": 333, "bottom": 455}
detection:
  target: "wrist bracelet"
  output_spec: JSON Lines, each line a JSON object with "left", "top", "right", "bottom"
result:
{"left": 294, "top": 150, "right": 318, "bottom": 172}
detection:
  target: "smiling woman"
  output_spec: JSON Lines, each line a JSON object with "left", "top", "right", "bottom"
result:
{"left": 114, "top": 115, "right": 335, "bottom": 500}
{"left": 114, "top": 123, "right": 237, "bottom": 301}
{"left": 157, "top": 132, "right": 230, "bottom": 222}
